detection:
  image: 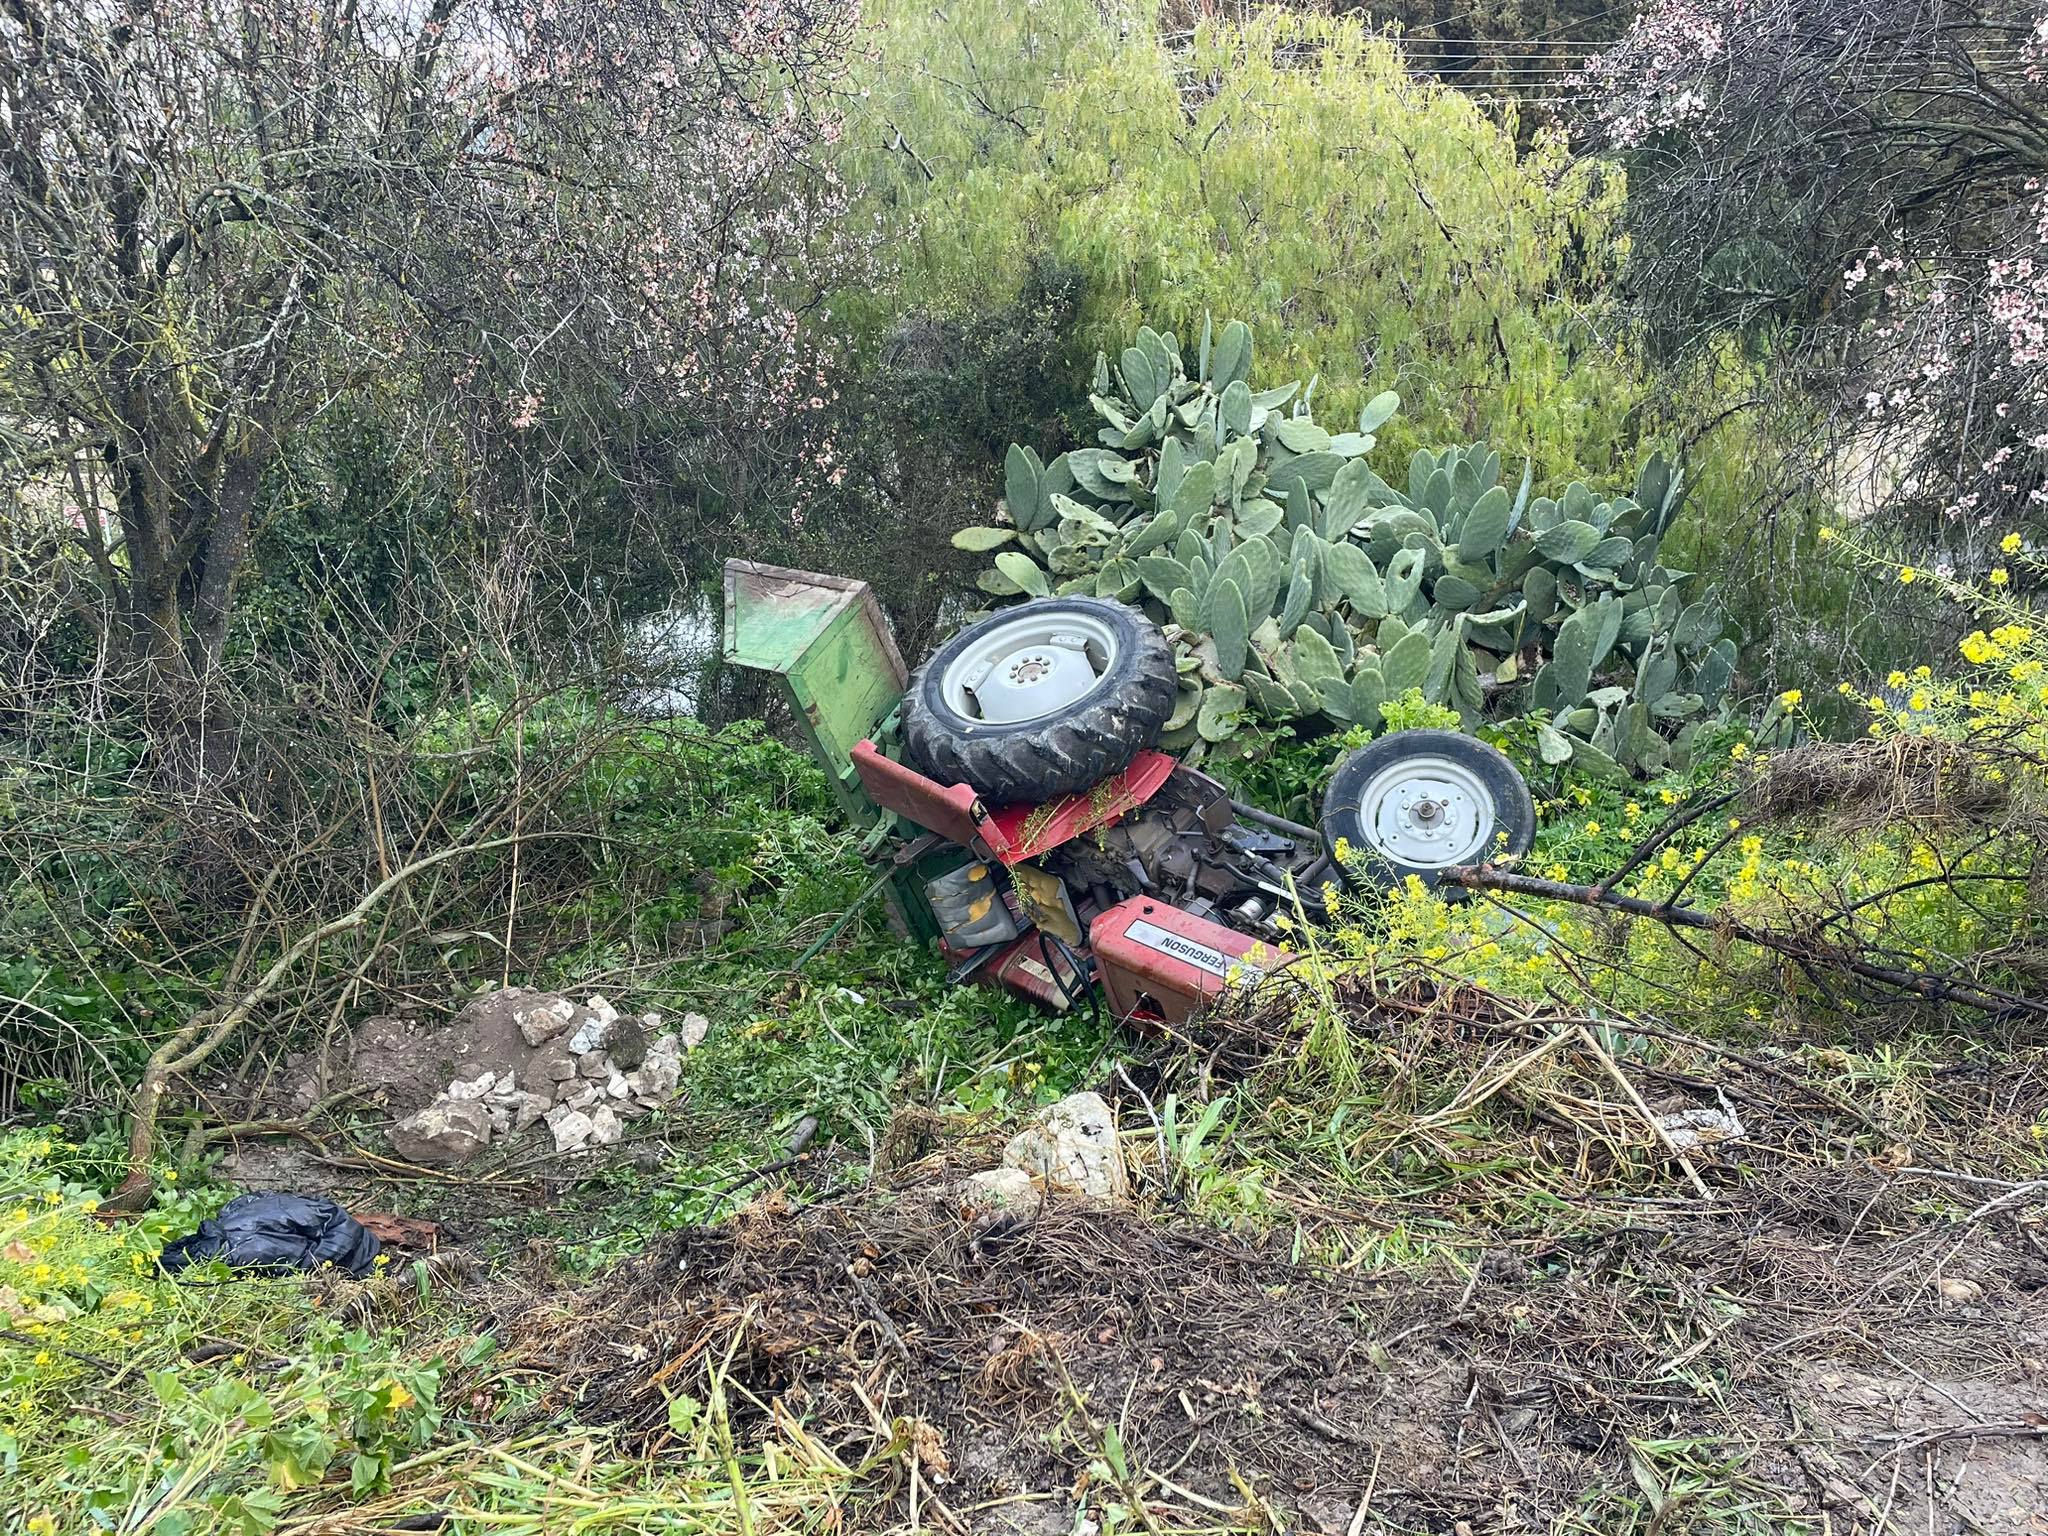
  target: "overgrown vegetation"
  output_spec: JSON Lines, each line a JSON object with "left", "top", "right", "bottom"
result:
{"left": 5, "top": 0, "right": 2048, "bottom": 1531}
{"left": 962, "top": 318, "right": 1738, "bottom": 780}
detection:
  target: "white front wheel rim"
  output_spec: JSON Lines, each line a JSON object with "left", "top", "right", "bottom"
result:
{"left": 939, "top": 611, "right": 1122, "bottom": 725}
{"left": 1356, "top": 753, "right": 1496, "bottom": 868}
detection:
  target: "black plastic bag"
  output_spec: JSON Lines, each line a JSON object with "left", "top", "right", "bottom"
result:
{"left": 158, "top": 1192, "right": 382, "bottom": 1278}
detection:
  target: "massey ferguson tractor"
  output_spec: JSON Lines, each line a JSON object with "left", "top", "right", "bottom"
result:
{"left": 723, "top": 561, "right": 1534, "bottom": 1029}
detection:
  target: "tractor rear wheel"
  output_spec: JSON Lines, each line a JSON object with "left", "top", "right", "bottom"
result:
{"left": 902, "top": 597, "right": 1178, "bottom": 805}
{"left": 1322, "top": 729, "right": 1535, "bottom": 891}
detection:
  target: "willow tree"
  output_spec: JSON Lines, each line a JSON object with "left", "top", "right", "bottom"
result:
{"left": 845, "top": 3, "right": 1651, "bottom": 485}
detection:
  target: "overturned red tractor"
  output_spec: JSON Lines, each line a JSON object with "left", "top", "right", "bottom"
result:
{"left": 724, "top": 561, "right": 1533, "bottom": 1028}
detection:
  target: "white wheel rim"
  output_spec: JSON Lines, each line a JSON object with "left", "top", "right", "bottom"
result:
{"left": 939, "top": 611, "right": 1122, "bottom": 725}
{"left": 1354, "top": 752, "right": 1496, "bottom": 868}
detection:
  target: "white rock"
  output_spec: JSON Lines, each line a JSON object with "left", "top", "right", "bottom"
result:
{"left": 446, "top": 1070, "right": 497, "bottom": 1101}
{"left": 1657, "top": 1106, "right": 1747, "bottom": 1151}
{"left": 389, "top": 1099, "right": 493, "bottom": 1166}
{"left": 634, "top": 1035, "right": 683, "bottom": 1101}
{"left": 606, "top": 1070, "right": 631, "bottom": 1099}
{"left": 546, "top": 1108, "right": 594, "bottom": 1152}
{"left": 588, "top": 1105, "right": 624, "bottom": 1146}
{"left": 642, "top": 1011, "right": 664, "bottom": 1031}
{"left": 586, "top": 993, "right": 620, "bottom": 1026}
{"left": 960, "top": 1167, "right": 1039, "bottom": 1219}
{"left": 567, "top": 1015, "right": 611, "bottom": 1054}
{"left": 566, "top": 1086, "right": 598, "bottom": 1111}
{"left": 1003, "top": 1092, "right": 1127, "bottom": 1202}
{"left": 679, "top": 1013, "right": 710, "bottom": 1049}
{"left": 487, "top": 1105, "right": 511, "bottom": 1132}
{"left": 512, "top": 1092, "right": 552, "bottom": 1131}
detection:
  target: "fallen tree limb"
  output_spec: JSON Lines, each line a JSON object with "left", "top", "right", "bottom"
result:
{"left": 104, "top": 830, "right": 588, "bottom": 1212}
{"left": 1440, "top": 865, "right": 2047, "bottom": 1019}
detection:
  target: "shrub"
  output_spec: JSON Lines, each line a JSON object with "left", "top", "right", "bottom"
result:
{"left": 955, "top": 319, "right": 1737, "bottom": 779}
{"left": 845, "top": 3, "right": 1650, "bottom": 480}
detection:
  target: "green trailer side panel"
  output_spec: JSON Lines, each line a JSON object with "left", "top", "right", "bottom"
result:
{"left": 722, "top": 560, "right": 909, "bottom": 822}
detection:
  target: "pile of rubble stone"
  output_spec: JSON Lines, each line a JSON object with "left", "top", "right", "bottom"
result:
{"left": 387, "top": 992, "right": 707, "bottom": 1165}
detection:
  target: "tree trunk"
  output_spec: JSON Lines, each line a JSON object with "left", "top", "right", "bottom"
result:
{"left": 191, "top": 452, "right": 259, "bottom": 675}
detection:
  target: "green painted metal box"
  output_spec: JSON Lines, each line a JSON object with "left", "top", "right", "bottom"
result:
{"left": 722, "top": 560, "right": 909, "bottom": 823}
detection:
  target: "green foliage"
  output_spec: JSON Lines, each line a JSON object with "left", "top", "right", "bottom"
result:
{"left": 1377, "top": 687, "right": 1464, "bottom": 735}
{"left": 964, "top": 317, "right": 1735, "bottom": 777}
{"left": 0, "top": 1133, "right": 452, "bottom": 1526}
{"left": 846, "top": 4, "right": 1646, "bottom": 484}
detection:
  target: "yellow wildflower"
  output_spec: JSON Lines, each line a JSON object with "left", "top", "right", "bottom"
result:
{"left": 1898, "top": 565, "right": 1918, "bottom": 584}
{"left": 1817, "top": 525, "right": 1836, "bottom": 541}
{"left": 1778, "top": 688, "right": 1802, "bottom": 706}
{"left": 1989, "top": 567, "right": 2010, "bottom": 587}
{"left": 2002, "top": 531, "right": 2023, "bottom": 554}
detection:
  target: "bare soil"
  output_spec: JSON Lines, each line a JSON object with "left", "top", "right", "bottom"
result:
{"left": 503, "top": 1153, "right": 2048, "bottom": 1534}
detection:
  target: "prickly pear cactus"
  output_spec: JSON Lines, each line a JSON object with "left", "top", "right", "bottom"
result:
{"left": 949, "top": 316, "right": 1735, "bottom": 774}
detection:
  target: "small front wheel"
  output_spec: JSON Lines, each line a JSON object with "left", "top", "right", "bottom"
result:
{"left": 1321, "top": 729, "right": 1535, "bottom": 891}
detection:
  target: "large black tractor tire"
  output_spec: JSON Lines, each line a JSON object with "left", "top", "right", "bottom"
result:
{"left": 901, "top": 597, "right": 1179, "bottom": 805}
{"left": 1322, "top": 728, "right": 1536, "bottom": 892}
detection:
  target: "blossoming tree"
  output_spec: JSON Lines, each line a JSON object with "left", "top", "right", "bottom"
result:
{"left": 1581, "top": 0, "right": 2048, "bottom": 566}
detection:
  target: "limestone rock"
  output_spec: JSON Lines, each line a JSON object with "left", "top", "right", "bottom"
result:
{"left": 588, "top": 1104, "right": 624, "bottom": 1146}
{"left": 389, "top": 1099, "right": 493, "bottom": 1166}
{"left": 445, "top": 1070, "right": 497, "bottom": 1101}
{"left": 633, "top": 1034, "right": 683, "bottom": 1102}
{"left": 578, "top": 1051, "right": 613, "bottom": 1080}
{"left": 516, "top": 996, "right": 579, "bottom": 1047}
{"left": 546, "top": 1107, "right": 593, "bottom": 1153}
{"left": 606, "top": 1070, "right": 631, "bottom": 1099}
{"left": 1003, "top": 1092, "right": 1126, "bottom": 1201}
{"left": 521, "top": 1044, "right": 578, "bottom": 1097}
{"left": 512, "top": 1092, "right": 552, "bottom": 1131}
{"left": 680, "top": 1012, "right": 711, "bottom": 1050}
{"left": 960, "top": 1167, "right": 1039, "bottom": 1221}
